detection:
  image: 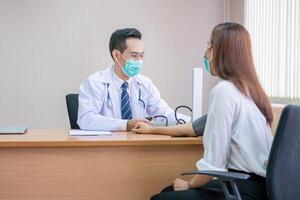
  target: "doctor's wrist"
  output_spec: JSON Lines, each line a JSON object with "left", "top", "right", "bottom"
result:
{"left": 126, "top": 119, "right": 140, "bottom": 131}
{"left": 126, "top": 120, "right": 132, "bottom": 131}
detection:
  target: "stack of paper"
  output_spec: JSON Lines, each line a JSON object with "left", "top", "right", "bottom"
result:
{"left": 69, "top": 129, "right": 112, "bottom": 136}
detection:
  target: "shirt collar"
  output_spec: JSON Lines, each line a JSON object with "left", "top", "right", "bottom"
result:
{"left": 112, "top": 66, "right": 132, "bottom": 89}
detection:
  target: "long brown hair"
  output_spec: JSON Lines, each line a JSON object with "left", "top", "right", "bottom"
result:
{"left": 210, "top": 22, "right": 273, "bottom": 126}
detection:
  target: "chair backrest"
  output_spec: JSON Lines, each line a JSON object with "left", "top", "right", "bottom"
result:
{"left": 267, "top": 105, "right": 300, "bottom": 200}
{"left": 65, "top": 94, "right": 80, "bottom": 129}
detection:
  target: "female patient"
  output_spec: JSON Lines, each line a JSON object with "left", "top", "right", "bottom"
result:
{"left": 132, "top": 22, "right": 273, "bottom": 200}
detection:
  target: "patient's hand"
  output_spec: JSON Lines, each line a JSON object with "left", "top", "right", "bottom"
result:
{"left": 131, "top": 122, "right": 152, "bottom": 134}
{"left": 127, "top": 119, "right": 150, "bottom": 131}
{"left": 173, "top": 178, "right": 189, "bottom": 191}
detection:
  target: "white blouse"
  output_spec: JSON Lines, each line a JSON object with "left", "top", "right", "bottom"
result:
{"left": 196, "top": 80, "right": 273, "bottom": 177}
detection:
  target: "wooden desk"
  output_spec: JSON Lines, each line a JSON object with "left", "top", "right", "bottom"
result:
{"left": 0, "top": 130, "right": 203, "bottom": 200}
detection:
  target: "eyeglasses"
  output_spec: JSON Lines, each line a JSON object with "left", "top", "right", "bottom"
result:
{"left": 129, "top": 52, "right": 145, "bottom": 60}
{"left": 205, "top": 41, "right": 213, "bottom": 50}
{"left": 118, "top": 51, "right": 145, "bottom": 61}
{"left": 207, "top": 39, "right": 214, "bottom": 45}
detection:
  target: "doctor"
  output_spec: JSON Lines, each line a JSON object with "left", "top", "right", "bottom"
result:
{"left": 77, "top": 28, "right": 190, "bottom": 131}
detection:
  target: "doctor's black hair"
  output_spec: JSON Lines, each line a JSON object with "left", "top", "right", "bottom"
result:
{"left": 109, "top": 28, "right": 142, "bottom": 59}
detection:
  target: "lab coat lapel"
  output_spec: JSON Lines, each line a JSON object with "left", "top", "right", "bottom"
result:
{"left": 131, "top": 79, "right": 145, "bottom": 118}
{"left": 99, "top": 66, "right": 119, "bottom": 119}
{"left": 130, "top": 81, "right": 139, "bottom": 118}
{"left": 108, "top": 82, "right": 119, "bottom": 118}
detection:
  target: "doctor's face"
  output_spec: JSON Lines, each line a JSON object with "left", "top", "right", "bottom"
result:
{"left": 116, "top": 38, "right": 145, "bottom": 67}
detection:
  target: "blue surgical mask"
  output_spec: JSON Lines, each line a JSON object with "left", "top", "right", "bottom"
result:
{"left": 122, "top": 59, "right": 143, "bottom": 77}
{"left": 203, "top": 57, "right": 211, "bottom": 74}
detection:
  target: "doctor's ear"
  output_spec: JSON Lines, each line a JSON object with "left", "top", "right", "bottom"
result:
{"left": 112, "top": 49, "right": 120, "bottom": 62}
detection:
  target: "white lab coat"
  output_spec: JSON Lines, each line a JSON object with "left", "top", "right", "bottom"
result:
{"left": 77, "top": 66, "right": 190, "bottom": 131}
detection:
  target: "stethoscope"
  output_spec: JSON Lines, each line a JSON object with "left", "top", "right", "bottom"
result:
{"left": 106, "top": 83, "right": 113, "bottom": 108}
{"left": 137, "top": 82, "right": 146, "bottom": 109}
{"left": 105, "top": 82, "right": 146, "bottom": 109}
{"left": 147, "top": 106, "right": 193, "bottom": 126}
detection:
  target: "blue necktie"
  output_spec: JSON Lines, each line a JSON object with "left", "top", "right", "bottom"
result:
{"left": 121, "top": 82, "right": 132, "bottom": 119}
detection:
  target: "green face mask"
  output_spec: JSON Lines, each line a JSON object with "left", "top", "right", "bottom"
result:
{"left": 204, "top": 55, "right": 214, "bottom": 76}
{"left": 122, "top": 59, "right": 143, "bottom": 77}
{"left": 203, "top": 43, "right": 213, "bottom": 75}
{"left": 203, "top": 57, "right": 211, "bottom": 74}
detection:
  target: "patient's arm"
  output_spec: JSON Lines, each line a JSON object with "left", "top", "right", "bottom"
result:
{"left": 131, "top": 122, "right": 196, "bottom": 137}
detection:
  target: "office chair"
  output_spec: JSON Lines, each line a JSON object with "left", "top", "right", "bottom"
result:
{"left": 182, "top": 105, "right": 300, "bottom": 200}
{"left": 66, "top": 94, "right": 80, "bottom": 129}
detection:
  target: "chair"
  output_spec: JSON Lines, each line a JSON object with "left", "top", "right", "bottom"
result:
{"left": 182, "top": 105, "right": 300, "bottom": 200}
{"left": 66, "top": 94, "right": 80, "bottom": 129}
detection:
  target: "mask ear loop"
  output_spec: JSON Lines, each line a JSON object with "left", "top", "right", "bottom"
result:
{"left": 204, "top": 44, "right": 214, "bottom": 61}
{"left": 114, "top": 50, "right": 126, "bottom": 69}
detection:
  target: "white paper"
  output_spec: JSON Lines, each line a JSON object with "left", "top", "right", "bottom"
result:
{"left": 69, "top": 129, "right": 112, "bottom": 136}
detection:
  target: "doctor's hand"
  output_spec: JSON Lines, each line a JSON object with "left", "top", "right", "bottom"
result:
{"left": 127, "top": 119, "right": 150, "bottom": 131}
{"left": 131, "top": 122, "right": 152, "bottom": 134}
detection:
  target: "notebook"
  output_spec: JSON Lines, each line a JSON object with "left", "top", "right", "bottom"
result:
{"left": 0, "top": 126, "right": 27, "bottom": 135}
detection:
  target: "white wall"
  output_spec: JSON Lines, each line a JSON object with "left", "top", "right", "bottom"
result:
{"left": 0, "top": 0, "right": 225, "bottom": 128}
